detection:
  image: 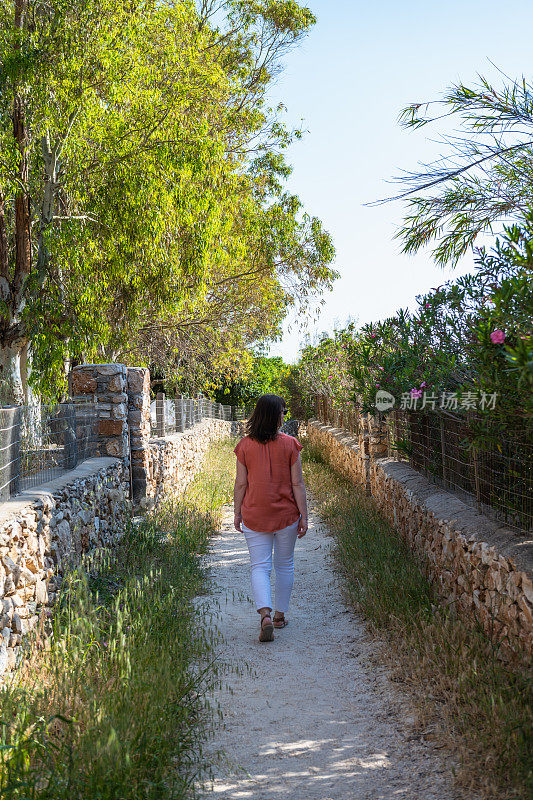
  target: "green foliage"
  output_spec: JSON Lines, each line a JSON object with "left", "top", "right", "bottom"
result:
{"left": 212, "top": 354, "right": 289, "bottom": 407}
{"left": 293, "top": 218, "right": 532, "bottom": 432}
{"left": 0, "top": 0, "right": 336, "bottom": 400}
{"left": 393, "top": 73, "right": 533, "bottom": 267}
{"left": 0, "top": 438, "right": 236, "bottom": 799}
{"left": 349, "top": 223, "right": 532, "bottom": 425}
{"left": 293, "top": 322, "right": 357, "bottom": 404}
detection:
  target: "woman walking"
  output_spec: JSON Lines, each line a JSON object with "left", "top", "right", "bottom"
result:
{"left": 233, "top": 394, "right": 308, "bottom": 642}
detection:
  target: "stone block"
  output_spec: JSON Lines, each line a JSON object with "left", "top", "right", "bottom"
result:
{"left": 517, "top": 595, "right": 533, "bottom": 626}
{"left": 111, "top": 403, "right": 128, "bottom": 420}
{"left": 98, "top": 420, "right": 124, "bottom": 436}
{"left": 20, "top": 567, "right": 37, "bottom": 586}
{"left": 112, "top": 392, "right": 129, "bottom": 404}
{"left": 35, "top": 579, "right": 48, "bottom": 605}
{"left": 522, "top": 574, "right": 533, "bottom": 605}
{"left": 56, "top": 519, "right": 71, "bottom": 550}
{"left": 105, "top": 438, "right": 126, "bottom": 457}
{"left": 96, "top": 364, "right": 125, "bottom": 376}
{"left": 127, "top": 367, "right": 150, "bottom": 394}
{"left": 108, "top": 375, "right": 126, "bottom": 392}
{"left": 71, "top": 373, "right": 97, "bottom": 394}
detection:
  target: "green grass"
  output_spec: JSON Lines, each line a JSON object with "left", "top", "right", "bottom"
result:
{"left": 0, "top": 438, "right": 236, "bottom": 800}
{"left": 303, "top": 443, "right": 533, "bottom": 800}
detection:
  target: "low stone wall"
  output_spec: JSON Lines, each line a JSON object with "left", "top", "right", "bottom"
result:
{"left": 0, "top": 416, "right": 233, "bottom": 679}
{"left": 0, "top": 358, "right": 236, "bottom": 681}
{"left": 147, "top": 418, "right": 232, "bottom": 505}
{"left": 306, "top": 421, "right": 369, "bottom": 492}
{"left": 0, "top": 458, "right": 129, "bottom": 676}
{"left": 308, "top": 420, "right": 533, "bottom": 659}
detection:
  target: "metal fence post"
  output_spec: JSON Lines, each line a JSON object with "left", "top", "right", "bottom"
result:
{"left": 62, "top": 402, "right": 78, "bottom": 470}
{"left": 439, "top": 415, "right": 448, "bottom": 485}
{"left": 156, "top": 392, "right": 165, "bottom": 437}
{"left": 175, "top": 394, "right": 185, "bottom": 432}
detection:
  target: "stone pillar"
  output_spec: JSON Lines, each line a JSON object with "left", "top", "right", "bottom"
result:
{"left": 71, "top": 363, "right": 129, "bottom": 465}
{"left": 126, "top": 367, "right": 151, "bottom": 503}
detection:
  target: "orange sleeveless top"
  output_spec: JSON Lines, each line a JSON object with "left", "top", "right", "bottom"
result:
{"left": 234, "top": 433, "right": 303, "bottom": 533}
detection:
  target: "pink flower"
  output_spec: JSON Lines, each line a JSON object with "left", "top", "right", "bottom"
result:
{"left": 490, "top": 329, "right": 505, "bottom": 344}
{"left": 420, "top": 381, "right": 427, "bottom": 388}
{"left": 410, "top": 388, "right": 423, "bottom": 399}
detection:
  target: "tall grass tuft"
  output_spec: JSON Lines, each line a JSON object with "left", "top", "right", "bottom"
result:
{"left": 0, "top": 438, "right": 236, "bottom": 800}
{"left": 304, "top": 444, "right": 533, "bottom": 800}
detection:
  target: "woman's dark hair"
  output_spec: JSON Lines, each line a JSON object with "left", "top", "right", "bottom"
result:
{"left": 246, "top": 394, "right": 286, "bottom": 444}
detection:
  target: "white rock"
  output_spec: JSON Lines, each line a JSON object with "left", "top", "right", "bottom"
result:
{"left": 35, "top": 580, "right": 49, "bottom": 605}
{"left": 57, "top": 520, "right": 71, "bottom": 549}
{"left": 0, "top": 644, "right": 7, "bottom": 676}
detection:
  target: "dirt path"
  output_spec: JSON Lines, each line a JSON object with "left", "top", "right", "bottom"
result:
{"left": 200, "top": 505, "right": 457, "bottom": 800}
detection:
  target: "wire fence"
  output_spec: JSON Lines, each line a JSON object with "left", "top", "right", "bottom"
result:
{"left": 314, "top": 395, "right": 532, "bottom": 533}
{"left": 313, "top": 395, "right": 362, "bottom": 437}
{"left": 0, "top": 401, "right": 98, "bottom": 502}
{"left": 387, "top": 409, "right": 532, "bottom": 532}
{"left": 150, "top": 393, "right": 244, "bottom": 437}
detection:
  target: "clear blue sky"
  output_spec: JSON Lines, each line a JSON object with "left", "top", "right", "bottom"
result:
{"left": 268, "top": 0, "right": 533, "bottom": 362}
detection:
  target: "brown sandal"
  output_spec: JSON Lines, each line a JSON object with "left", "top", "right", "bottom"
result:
{"left": 259, "top": 615, "right": 274, "bottom": 642}
{"left": 273, "top": 615, "right": 288, "bottom": 628}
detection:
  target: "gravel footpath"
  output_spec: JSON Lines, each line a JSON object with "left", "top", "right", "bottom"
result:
{"left": 200, "top": 505, "right": 458, "bottom": 800}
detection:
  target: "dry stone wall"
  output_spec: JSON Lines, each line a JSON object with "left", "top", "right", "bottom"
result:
{"left": 307, "top": 424, "right": 369, "bottom": 493}
{"left": 147, "top": 418, "right": 232, "bottom": 505}
{"left": 0, "top": 363, "right": 235, "bottom": 680}
{"left": 0, "top": 458, "right": 128, "bottom": 677}
{"left": 308, "top": 420, "right": 533, "bottom": 660}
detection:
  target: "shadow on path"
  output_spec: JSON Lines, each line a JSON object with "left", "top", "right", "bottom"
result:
{"left": 201, "top": 507, "right": 457, "bottom": 800}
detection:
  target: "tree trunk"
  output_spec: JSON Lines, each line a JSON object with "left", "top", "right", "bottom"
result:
{"left": 0, "top": 1, "right": 31, "bottom": 408}
{"left": 12, "top": 0, "right": 31, "bottom": 312}
{"left": 0, "top": 338, "right": 26, "bottom": 406}
{"left": 0, "top": 188, "right": 8, "bottom": 283}
{"left": 20, "top": 340, "right": 37, "bottom": 404}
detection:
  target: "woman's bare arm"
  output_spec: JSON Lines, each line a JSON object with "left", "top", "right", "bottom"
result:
{"left": 233, "top": 460, "right": 248, "bottom": 531}
{"left": 291, "top": 454, "right": 308, "bottom": 537}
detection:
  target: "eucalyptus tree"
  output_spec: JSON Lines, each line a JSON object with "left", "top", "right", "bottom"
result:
{"left": 0, "top": 0, "right": 335, "bottom": 402}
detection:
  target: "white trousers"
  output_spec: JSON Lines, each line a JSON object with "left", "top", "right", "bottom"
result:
{"left": 243, "top": 521, "right": 299, "bottom": 613}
